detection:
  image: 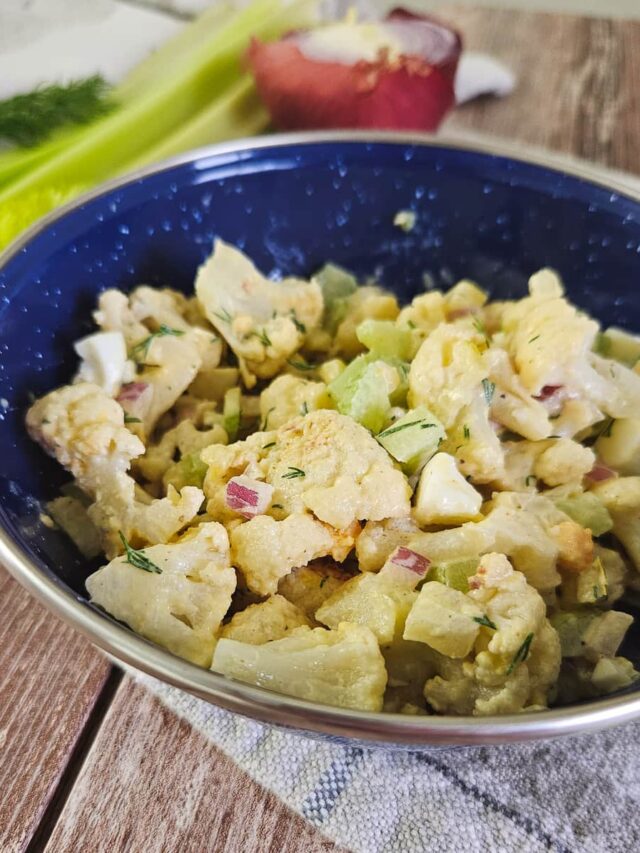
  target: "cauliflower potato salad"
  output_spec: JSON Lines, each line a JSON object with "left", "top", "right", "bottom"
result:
{"left": 27, "top": 240, "right": 640, "bottom": 716}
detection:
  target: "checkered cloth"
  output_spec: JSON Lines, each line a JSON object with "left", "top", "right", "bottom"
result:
{"left": 135, "top": 670, "right": 640, "bottom": 852}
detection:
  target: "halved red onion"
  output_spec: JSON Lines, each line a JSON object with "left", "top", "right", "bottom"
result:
{"left": 117, "top": 381, "right": 153, "bottom": 422}
{"left": 247, "top": 9, "right": 462, "bottom": 132}
{"left": 585, "top": 462, "right": 617, "bottom": 484}
{"left": 225, "top": 475, "right": 274, "bottom": 519}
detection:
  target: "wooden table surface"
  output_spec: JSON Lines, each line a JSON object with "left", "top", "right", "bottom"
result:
{"left": 2, "top": 6, "right": 639, "bottom": 852}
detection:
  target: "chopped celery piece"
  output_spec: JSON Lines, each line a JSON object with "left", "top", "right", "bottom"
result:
{"left": 595, "top": 418, "right": 640, "bottom": 476}
{"left": 315, "top": 263, "right": 358, "bottom": 331}
{"left": 427, "top": 558, "right": 479, "bottom": 592}
{"left": 549, "top": 610, "right": 599, "bottom": 657}
{"left": 327, "top": 354, "right": 390, "bottom": 433}
{"left": 163, "top": 450, "right": 208, "bottom": 491}
{"left": 595, "top": 327, "right": 640, "bottom": 366}
{"left": 551, "top": 609, "right": 633, "bottom": 659}
{"left": 223, "top": 386, "right": 241, "bottom": 440}
{"left": 356, "top": 318, "right": 417, "bottom": 361}
{"left": 376, "top": 405, "right": 445, "bottom": 473}
{"left": 553, "top": 492, "right": 613, "bottom": 537}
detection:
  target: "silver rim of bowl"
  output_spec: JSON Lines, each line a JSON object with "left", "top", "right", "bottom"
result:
{"left": 2, "top": 130, "right": 640, "bottom": 747}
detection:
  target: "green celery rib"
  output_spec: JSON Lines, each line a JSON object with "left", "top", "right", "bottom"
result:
{"left": 0, "top": 3, "right": 238, "bottom": 188}
{"left": 122, "top": 75, "right": 269, "bottom": 170}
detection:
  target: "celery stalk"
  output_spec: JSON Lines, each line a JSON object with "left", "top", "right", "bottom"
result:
{"left": 0, "top": 3, "right": 237, "bottom": 189}
{"left": 122, "top": 76, "right": 269, "bottom": 170}
{"left": 0, "top": 0, "right": 315, "bottom": 250}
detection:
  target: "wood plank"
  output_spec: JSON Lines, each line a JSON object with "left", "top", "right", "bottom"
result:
{"left": 44, "top": 678, "right": 344, "bottom": 853}
{"left": 440, "top": 6, "right": 640, "bottom": 173}
{"left": 0, "top": 568, "right": 112, "bottom": 853}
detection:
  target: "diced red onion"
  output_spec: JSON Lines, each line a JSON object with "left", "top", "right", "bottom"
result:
{"left": 534, "top": 385, "right": 563, "bottom": 401}
{"left": 392, "top": 546, "right": 430, "bottom": 575}
{"left": 586, "top": 462, "right": 617, "bottom": 483}
{"left": 225, "top": 475, "right": 274, "bottom": 519}
{"left": 117, "top": 381, "right": 152, "bottom": 422}
{"left": 117, "top": 381, "right": 150, "bottom": 402}
{"left": 381, "top": 546, "right": 430, "bottom": 587}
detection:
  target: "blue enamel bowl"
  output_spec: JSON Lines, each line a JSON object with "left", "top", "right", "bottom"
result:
{"left": 2, "top": 132, "right": 640, "bottom": 747}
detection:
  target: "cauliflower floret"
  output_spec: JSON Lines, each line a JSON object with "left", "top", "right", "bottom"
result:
{"left": 356, "top": 516, "right": 420, "bottom": 573}
{"left": 443, "top": 388, "right": 505, "bottom": 484}
{"left": 212, "top": 622, "right": 387, "bottom": 711}
{"left": 420, "top": 553, "right": 560, "bottom": 715}
{"left": 94, "top": 288, "right": 149, "bottom": 346}
{"left": 203, "top": 410, "right": 411, "bottom": 531}
{"left": 278, "top": 561, "right": 347, "bottom": 618}
{"left": 195, "top": 240, "right": 323, "bottom": 384}
{"left": 259, "top": 374, "right": 332, "bottom": 430}
{"left": 409, "top": 324, "right": 488, "bottom": 428}
{"left": 220, "top": 594, "right": 310, "bottom": 644}
{"left": 534, "top": 438, "right": 596, "bottom": 487}
{"left": 231, "top": 513, "right": 356, "bottom": 596}
{"left": 397, "top": 291, "right": 446, "bottom": 336}
{"left": 86, "top": 522, "right": 236, "bottom": 666}
{"left": 26, "top": 383, "right": 204, "bottom": 556}
{"left": 484, "top": 347, "right": 552, "bottom": 440}
{"left": 444, "top": 279, "right": 488, "bottom": 317}
{"left": 26, "top": 383, "right": 144, "bottom": 492}
{"left": 468, "top": 554, "right": 547, "bottom": 660}
{"left": 502, "top": 269, "right": 599, "bottom": 396}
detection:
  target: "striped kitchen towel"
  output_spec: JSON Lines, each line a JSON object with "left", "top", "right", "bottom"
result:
{"left": 135, "top": 669, "right": 640, "bottom": 853}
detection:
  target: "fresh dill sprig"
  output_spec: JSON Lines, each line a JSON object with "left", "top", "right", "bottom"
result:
{"left": 282, "top": 466, "right": 305, "bottom": 479}
{"left": 0, "top": 76, "right": 113, "bottom": 148}
{"left": 507, "top": 633, "right": 534, "bottom": 675}
{"left": 131, "top": 324, "right": 184, "bottom": 360}
{"left": 377, "top": 419, "right": 436, "bottom": 439}
{"left": 118, "top": 531, "right": 162, "bottom": 574}
{"left": 474, "top": 615, "right": 497, "bottom": 630}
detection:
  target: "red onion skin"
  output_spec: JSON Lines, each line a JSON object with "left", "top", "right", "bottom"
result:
{"left": 247, "top": 12, "right": 462, "bottom": 133}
